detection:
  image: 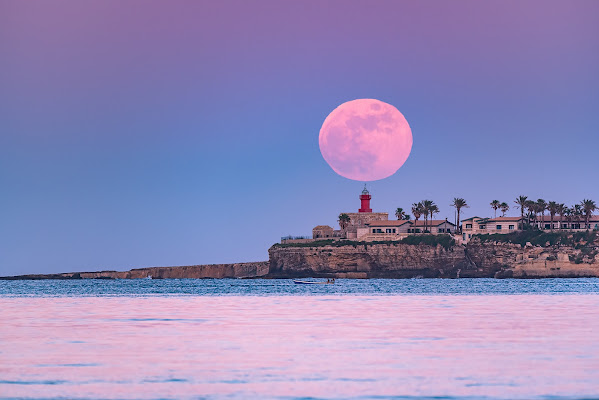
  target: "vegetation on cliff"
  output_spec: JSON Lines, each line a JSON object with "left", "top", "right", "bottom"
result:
{"left": 474, "top": 230, "right": 598, "bottom": 248}
{"left": 272, "top": 234, "right": 456, "bottom": 250}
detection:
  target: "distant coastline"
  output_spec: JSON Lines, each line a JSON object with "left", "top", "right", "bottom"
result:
{"left": 3, "top": 230, "right": 599, "bottom": 280}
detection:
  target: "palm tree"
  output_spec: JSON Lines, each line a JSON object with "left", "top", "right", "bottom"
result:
{"left": 338, "top": 213, "right": 351, "bottom": 234}
{"left": 557, "top": 203, "right": 566, "bottom": 229}
{"left": 412, "top": 202, "right": 423, "bottom": 229}
{"left": 537, "top": 199, "right": 547, "bottom": 229}
{"left": 490, "top": 200, "right": 500, "bottom": 218}
{"left": 514, "top": 196, "right": 528, "bottom": 221}
{"left": 451, "top": 198, "right": 468, "bottom": 233}
{"left": 429, "top": 203, "right": 439, "bottom": 232}
{"left": 564, "top": 207, "right": 573, "bottom": 231}
{"left": 403, "top": 214, "right": 411, "bottom": 221}
{"left": 500, "top": 202, "right": 509, "bottom": 217}
{"left": 573, "top": 204, "right": 584, "bottom": 230}
{"left": 547, "top": 201, "right": 559, "bottom": 231}
{"left": 395, "top": 208, "right": 407, "bottom": 220}
{"left": 421, "top": 200, "right": 434, "bottom": 233}
{"left": 525, "top": 200, "right": 537, "bottom": 227}
{"left": 581, "top": 199, "right": 597, "bottom": 230}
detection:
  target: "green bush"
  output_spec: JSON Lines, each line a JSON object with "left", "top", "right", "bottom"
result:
{"left": 399, "top": 234, "right": 455, "bottom": 250}
{"left": 474, "top": 231, "right": 598, "bottom": 248}
{"left": 272, "top": 235, "right": 456, "bottom": 250}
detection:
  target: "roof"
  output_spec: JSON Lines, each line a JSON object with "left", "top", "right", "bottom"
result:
{"left": 312, "top": 225, "right": 333, "bottom": 230}
{"left": 366, "top": 220, "right": 412, "bottom": 227}
{"left": 411, "top": 219, "right": 456, "bottom": 227}
{"left": 462, "top": 216, "right": 523, "bottom": 224}
{"left": 537, "top": 215, "right": 599, "bottom": 222}
{"left": 485, "top": 216, "right": 525, "bottom": 222}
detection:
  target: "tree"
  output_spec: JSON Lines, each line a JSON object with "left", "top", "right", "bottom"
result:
{"left": 514, "top": 196, "right": 528, "bottom": 221}
{"left": 395, "top": 207, "right": 407, "bottom": 220}
{"left": 490, "top": 200, "right": 501, "bottom": 218}
{"left": 564, "top": 207, "right": 573, "bottom": 231}
{"left": 537, "top": 199, "right": 547, "bottom": 229}
{"left": 581, "top": 199, "right": 597, "bottom": 230}
{"left": 451, "top": 198, "right": 468, "bottom": 233}
{"left": 547, "top": 201, "right": 559, "bottom": 231}
{"left": 412, "top": 202, "right": 424, "bottom": 229}
{"left": 573, "top": 204, "right": 584, "bottom": 230}
{"left": 403, "top": 214, "right": 411, "bottom": 220}
{"left": 556, "top": 203, "right": 566, "bottom": 229}
{"left": 500, "top": 202, "right": 510, "bottom": 217}
{"left": 429, "top": 203, "right": 439, "bottom": 232}
{"left": 525, "top": 200, "right": 536, "bottom": 227}
{"left": 338, "top": 213, "right": 351, "bottom": 233}
{"left": 421, "top": 200, "right": 435, "bottom": 233}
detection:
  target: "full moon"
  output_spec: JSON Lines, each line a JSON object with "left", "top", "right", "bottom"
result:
{"left": 319, "top": 99, "right": 413, "bottom": 181}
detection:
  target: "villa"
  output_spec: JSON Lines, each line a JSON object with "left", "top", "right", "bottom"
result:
{"left": 460, "top": 215, "right": 599, "bottom": 243}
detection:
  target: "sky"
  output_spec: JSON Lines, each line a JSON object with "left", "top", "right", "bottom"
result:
{"left": 1, "top": 1, "right": 598, "bottom": 276}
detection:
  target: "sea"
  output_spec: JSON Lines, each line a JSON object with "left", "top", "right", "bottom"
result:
{"left": 1, "top": 278, "right": 599, "bottom": 400}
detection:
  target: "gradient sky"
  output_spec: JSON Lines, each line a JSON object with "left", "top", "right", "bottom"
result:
{"left": 1, "top": 1, "right": 598, "bottom": 276}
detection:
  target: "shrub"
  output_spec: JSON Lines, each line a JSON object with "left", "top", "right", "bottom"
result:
{"left": 399, "top": 234, "right": 455, "bottom": 250}
{"left": 474, "top": 231, "right": 597, "bottom": 248}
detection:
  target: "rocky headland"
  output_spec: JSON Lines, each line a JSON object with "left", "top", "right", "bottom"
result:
{"left": 2, "top": 231, "right": 598, "bottom": 280}
{"left": 0, "top": 262, "right": 269, "bottom": 280}
{"left": 268, "top": 231, "right": 599, "bottom": 279}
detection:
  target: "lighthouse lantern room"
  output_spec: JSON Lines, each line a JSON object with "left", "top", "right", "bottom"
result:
{"left": 358, "top": 185, "right": 372, "bottom": 213}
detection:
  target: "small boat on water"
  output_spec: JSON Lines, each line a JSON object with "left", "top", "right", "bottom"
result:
{"left": 293, "top": 279, "right": 335, "bottom": 285}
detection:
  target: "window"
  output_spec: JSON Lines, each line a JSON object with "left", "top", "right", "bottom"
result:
{"left": 463, "top": 234, "right": 466, "bottom": 240}
{"left": 385, "top": 228, "right": 396, "bottom": 234}
{"left": 509, "top": 225, "right": 515, "bottom": 230}
{"left": 496, "top": 225, "right": 502, "bottom": 230}
{"left": 439, "top": 228, "right": 444, "bottom": 233}
{"left": 545, "top": 224, "right": 551, "bottom": 229}
{"left": 415, "top": 229, "right": 421, "bottom": 233}
{"left": 479, "top": 225, "right": 486, "bottom": 230}
{"left": 468, "top": 234, "right": 472, "bottom": 238}
{"left": 466, "top": 224, "right": 472, "bottom": 229}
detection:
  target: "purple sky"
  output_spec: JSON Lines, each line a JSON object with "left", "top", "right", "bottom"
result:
{"left": 1, "top": 1, "right": 598, "bottom": 275}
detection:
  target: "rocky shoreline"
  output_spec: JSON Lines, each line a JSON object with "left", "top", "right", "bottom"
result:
{"left": 3, "top": 232, "right": 599, "bottom": 280}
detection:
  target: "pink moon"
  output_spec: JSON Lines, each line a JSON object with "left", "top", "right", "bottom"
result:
{"left": 319, "top": 99, "right": 413, "bottom": 181}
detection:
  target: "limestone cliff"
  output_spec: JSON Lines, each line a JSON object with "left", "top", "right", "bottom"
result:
{"left": 0, "top": 262, "right": 269, "bottom": 280}
{"left": 268, "top": 232, "right": 599, "bottom": 279}
{"left": 268, "top": 242, "right": 473, "bottom": 278}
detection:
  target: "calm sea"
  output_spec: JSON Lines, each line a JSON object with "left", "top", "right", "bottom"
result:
{"left": 1, "top": 279, "right": 598, "bottom": 400}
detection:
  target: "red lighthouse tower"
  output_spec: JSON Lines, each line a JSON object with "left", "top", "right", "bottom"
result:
{"left": 359, "top": 185, "right": 372, "bottom": 213}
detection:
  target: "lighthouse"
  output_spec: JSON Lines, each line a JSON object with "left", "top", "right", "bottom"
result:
{"left": 359, "top": 185, "right": 372, "bottom": 213}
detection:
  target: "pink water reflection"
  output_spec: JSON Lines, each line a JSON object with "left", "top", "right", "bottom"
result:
{"left": 1, "top": 295, "right": 599, "bottom": 399}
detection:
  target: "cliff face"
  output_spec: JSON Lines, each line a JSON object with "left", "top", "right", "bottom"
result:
{"left": 466, "top": 240, "right": 599, "bottom": 278}
{"left": 1, "top": 262, "right": 269, "bottom": 280}
{"left": 268, "top": 238, "right": 599, "bottom": 279}
{"left": 268, "top": 243, "right": 473, "bottom": 278}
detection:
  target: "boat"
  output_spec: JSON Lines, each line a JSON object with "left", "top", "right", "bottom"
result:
{"left": 293, "top": 279, "right": 335, "bottom": 285}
